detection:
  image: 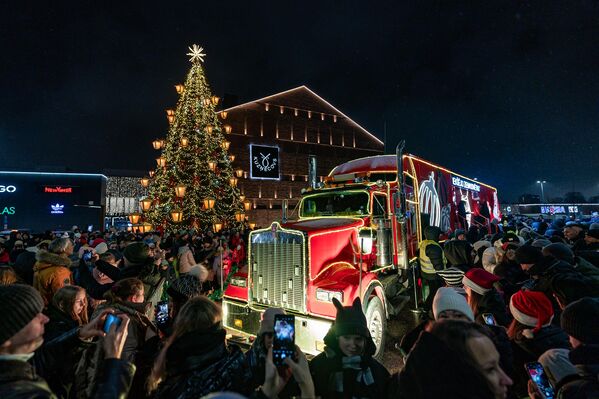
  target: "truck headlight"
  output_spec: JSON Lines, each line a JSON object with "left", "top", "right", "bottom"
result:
{"left": 316, "top": 288, "right": 343, "bottom": 303}
{"left": 231, "top": 277, "right": 247, "bottom": 288}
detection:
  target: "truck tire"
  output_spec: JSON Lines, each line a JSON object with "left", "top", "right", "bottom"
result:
{"left": 365, "top": 296, "right": 386, "bottom": 361}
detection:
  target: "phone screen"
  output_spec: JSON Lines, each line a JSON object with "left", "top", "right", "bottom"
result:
{"left": 525, "top": 362, "right": 555, "bottom": 399}
{"left": 83, "top": 250, "right": 93, "bottom": 261}
{"left": 273, "top": 314, "right": 295, "bottom": 366}
{"left": 482, "top": 313, "right": 497, "bottom": 326}
{"left": 103, "top": 313, "right": 122, "bottom": 334}
{"left": 156, "top": 301, "right": 169, "bottom": 326}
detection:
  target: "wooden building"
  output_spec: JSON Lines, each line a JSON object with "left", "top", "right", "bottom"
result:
{"left": 221, "top": 86, "right": 384, "bottom": 227}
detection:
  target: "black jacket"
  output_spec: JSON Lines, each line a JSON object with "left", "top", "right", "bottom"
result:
{"left": 12, "top": 249, "right": 37, "bottom": 285}
{"left": 475, "top": 289, "right": 511, "bottom": 327}
{"left": 558, "top": 344, "right": 599, "bottom": 399}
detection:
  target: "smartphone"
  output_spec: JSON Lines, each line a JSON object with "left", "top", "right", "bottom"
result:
{"left": 155, "top": 301, "right": 169, "bottom": 326}
{"left": 525, "top": 362, "right": 555, "bottom": 399}
{"left": 83, "top": 250, "right": 93, "bottom": 262}
{"left": 482, "top": 313, "right": 497, "bottom": 326}
{"left": 103, "top": 313, "right": 122, "bottom": 334}
{"left": 273, "top": 314, "right": 295, "bottom": 366}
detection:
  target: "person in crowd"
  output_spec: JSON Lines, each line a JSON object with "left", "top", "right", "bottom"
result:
{"left": 563, "top": 223, "right": 586, "bottom": 249}
{"left": 463, "top": 268, "right": 510, "bottom": 327}
{"left": 195, "top": 236, "right": 217, "bottom": 264}
{"left": 542, "top": 242, "right": 599, "bottom": 282}
{"left": 0, "top": 284, "right": 135, "bottom": 398}
{"left": 482, "top": 246, "right": 498, "bottom": 273}
{"left": 148, "top": 296, "right": 252, "bottom": 398}
{"left": 0, "top": 265, "right": 18, "bottom": 285}
{"left": 34, "top": 237, "right": 74, "bottom": 306}
{"left": 530, "top": 348, "right": 579, "bottom": 397}
{"left": 0, "top": 242, "right": 10, "bottom": 265}
{"left": 493, "top": 243, "right": 527, "bottom": 287}
{"left": 164, "top": 274, "right": 204, "bottom": 329}
{"left": 419, "top": 225, "right": 446, "bottom": 310}
{"left": 13, "top": 239, "right": 50, "bottom": 285}
{"left": 473, "top": 240, "right": 492, "bottom": 268}
{"left": 578, "top": 228, "right": 599, "bottom": 267}
{"left": 309, "top": 298, "right": 389, "bottom": 399}
{"left": 391, "top": 320, "right": 512, "bottom": 398}
{"left": 177, "top": 242, "right": 196, "bottom": 275}
{"left": 9, "top": 240, "right": 25, "bottom": 263}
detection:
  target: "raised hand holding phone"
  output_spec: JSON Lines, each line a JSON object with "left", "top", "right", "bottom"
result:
{"left": 525, "top": 362, "right": 555, "bottom": 399}
{"left": 272, "top": 314, "right": 295, "bottom": 366}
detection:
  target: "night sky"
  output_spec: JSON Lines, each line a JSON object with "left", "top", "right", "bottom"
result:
{"left": 1, "top": 1, "right": 598, "bottom": 202}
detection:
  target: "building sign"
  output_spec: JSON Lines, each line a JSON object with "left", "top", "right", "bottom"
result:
{"left": 541, "top": 206, "right": 566, "bottom": 215}
{"left": 44, "top": 186, "right": 73, "bottom": 193}
{"left": 451, "top": 175, "right": 480, "bottom": 192}
{"left": 250, "top": 144, "right": 280, "bottom": 180}
{"left": 1, "top": 207, "right": 15, "bottom": 215}
{"left": 0, "top": 185, "right": 16, "bottom": 193}
{"left": 50, "top": 203, "right": 65, "bottom": 214}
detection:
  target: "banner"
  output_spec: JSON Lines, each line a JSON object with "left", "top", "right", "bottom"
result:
{"left": 250, "top": 144, "right": 280, "bottom": 180}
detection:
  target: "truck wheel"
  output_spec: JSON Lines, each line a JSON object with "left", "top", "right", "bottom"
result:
{"left": 365, "top": 296, "right": 386, "bottom": 361}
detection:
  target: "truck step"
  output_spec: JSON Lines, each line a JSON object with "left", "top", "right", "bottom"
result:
{"left": 387, "top": 294, "right": 410, "bottom": 317}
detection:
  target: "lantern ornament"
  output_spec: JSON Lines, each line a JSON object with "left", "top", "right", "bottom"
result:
{"left": 224, "top": 125, "right": 232, "bottom": 134}
{"left": 148, "top": 170, "right": 155, "bottom": 177}
{"left": 235, "top": 212, "right": 246, "bottom": 222}
{"left": 202, "top": 98, "right": 211, "bottom": 106}
{"left": 156, "top": 157, "right": 166, "bottom": 168}
{"left": 228, "top": 155, "right": 235, "bottom": 162}
{"left": 243, "top": 200, "right": 251, "bottom": 211}
{"left": 211, "top": 96, "right": 220, "bottom": 105}
{"left": 171, "top": 209, "right": 184, "bottom": 223}
{"left": 249, "top": 222, "right": 256, "bottom": 230}
{"left": 140, "top": 222, "right": 153, "bottom": 233}
{"left": 152, "top": 139, "right": 162, "bottom": 150}
{"left": 239, "top": 194, "right": 246, "bottom": 202}
{"left": 140, "top": 177, "right": 150, "bottom": 188}
{"left": 175, "top": 84, "right": 184, "bottom": 94}
{"left": 229, "top": 177, "right": 238, "bottom": 187}
{"left": 235, "top": 169, "right": 244, "bottom": 178}
{"left": 213, "top": 222, "right": 223, "bottom": 232}
{"left": 128, "top": 213, "right": 141, "bottom": 224}
{"left": 140, "top": 198, "right": 152, "bottom": 212}
{"left": 166, "top": 109, "right": 175, "bottom": 116}
{"left": 203, "top": 198, "right": 216, "bottom": 209}
{"left": 208, "top": 161, "right": 216, "bottom": 172}
{"left": 220, "top": 111, "right": 228, "bottom": 119}
{"left": 221, "top": 141, "right": 231, "bottom": 151}
{"left": 159, "top": 139, "right": 165, "bottom": 148}
{"left": 180, "top": 136, "right": 189, "bottom": 147}
{"left": 174, "top": 184, "right": 187, "bottom": 198}
{"left": 206, "top": 125, "right": 213, "bottom": 134}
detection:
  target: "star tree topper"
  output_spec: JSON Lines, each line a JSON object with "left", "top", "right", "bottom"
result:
{"left": 187, "top": 44, "right": 206, "bottom": 63}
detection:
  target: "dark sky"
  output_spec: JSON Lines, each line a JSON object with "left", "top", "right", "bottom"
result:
{"left": 1, "top": 1, "right": 598, "bottom": 202}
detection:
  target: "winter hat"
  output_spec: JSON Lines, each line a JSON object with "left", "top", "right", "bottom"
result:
{"left": 515, "top": 245, "right": 544, "bottom": 265}
{"left": 502, "top": 233, "right": 520, "bottom": 244}
{"left": 473, "top": 240, "right": 491, "bottom": 264}
{"left": 94, "top": 242, "right": 109, "bottom": 255}
{"left": 532, "top": 238, "right": 552, "bottom": 248}
{"left": 560, "top": 297, "right": 599, "bottom": 344}
{"left": 590, "top": 223, "right": 599, "bottom": 231}
{"left": 587, "top": 229, "right": 599, "bottom": 240}
{"left": 331, "top": 297, "right": 370, "bottom": 338}
{"left": 510, "top": 290, "right": 554, "bottom": 338}
{"left": 122, "top": 242, "right": 150, "bottom": 265}
{"left": 437, "top": 266, "right": 466, "bottom": 287}
{"left": 462, "top": 268, "right": 500, "bottom": 295}
{"left": 538, "top": 348, "right": 579, "bottom": 388}
{"left": 542, "top": 243, "right": 574, "bottom": 263}
{"left": 454, "top": 229, "right": 466, "bottom": 238}
{"left": 259, "top": 307, "right": 286, "bottom": 334}
{"left": 482, "top": 247, "right": 497, "bottom": 273}
{"left": 188, "top": 263, "right": 209, "bottom": 282}
{"left": 167, "top": 274, "right": 202, "bottom": 303}
{"left": 0, "top": 284, "right": 45, "bottom": 345}
{"left": 91, "top": 238, "right": 106, "bottom": 248}
{"left": 432, "top": 287, "right": 474, "bottom": 322}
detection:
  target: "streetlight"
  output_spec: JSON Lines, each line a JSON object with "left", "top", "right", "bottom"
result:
{"left": 536, "top": 180, "right": 547, "bottom": 203}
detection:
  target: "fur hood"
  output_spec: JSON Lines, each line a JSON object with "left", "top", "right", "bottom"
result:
{"left": 34, "top": 250, "right": 72, "bottom": 269}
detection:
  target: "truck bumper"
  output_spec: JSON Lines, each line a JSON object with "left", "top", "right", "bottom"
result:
{"left": 223, "top": 299, "right": 333, "bottom": 356}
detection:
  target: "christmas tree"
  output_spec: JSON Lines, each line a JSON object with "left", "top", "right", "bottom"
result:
{"left": 143, "top": 45, "right": 243, "bottom": 231}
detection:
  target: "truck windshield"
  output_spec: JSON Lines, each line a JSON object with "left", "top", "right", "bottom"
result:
{"left": 300, "top": 191, "right": 369, "bottom": 217}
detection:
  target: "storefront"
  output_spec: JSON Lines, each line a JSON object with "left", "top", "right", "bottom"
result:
{"left": 0, "top": 171, "right": 106, "bottom": 232}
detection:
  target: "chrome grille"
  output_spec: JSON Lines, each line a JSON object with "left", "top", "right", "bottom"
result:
{"left": 249, "top": 228, "right": 306, "bottom": 312}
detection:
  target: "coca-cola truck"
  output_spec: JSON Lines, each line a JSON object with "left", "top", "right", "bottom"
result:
{"left": 223, "top": 143, "right": 500, "bottom": 358}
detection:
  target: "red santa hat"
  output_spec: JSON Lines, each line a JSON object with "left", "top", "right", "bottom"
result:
{"left": 462, "top": 268, "right": 500, "bottom": 295}
{"left": 509, "top": 290, "right": 554, "bottom": 339}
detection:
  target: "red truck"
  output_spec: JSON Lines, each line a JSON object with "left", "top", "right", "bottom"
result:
{"left": 223, "top": 143, "right": 500, "bottom": 358}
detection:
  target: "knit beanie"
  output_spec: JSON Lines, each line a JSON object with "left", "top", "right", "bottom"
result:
{"left": 188, "top": 263, "right": 209, "bottom": 282}
{"left": 259, "top": 307, "right": 286, "bottom": 334}
{"left": 167, "top": 274, "right": 202, "bottom": 303}
{"left": 0, "top": 284, "right": 45, "bottom": 345}
{"left": 437, "top": 266, "right": 466, "bottom": 287}
{"left": 123, "top": 242, "right": 150, "bottom": 265}
{"left": 94, "top": 242, "right": 109, "bottom": 255}
{"left": 482, "top": 247, "right": 497, "bottom": 273}
{"left": 515, "top": 245, "right": 544, "bottom": 265}
{"left": 510, "top": 290, "right": 554, "bottom": 338}
{"left": 542, "top": 243, "right": 574, "bottom": 263}
{"left": 560, "top": 297, "right": 599, "bottom": 344}
{"left": 531, "top": 239, "right": 552, "bottom": 249}
{"left": 587, "top": 229, "right": 599, "bottom": 240}
{"left": 332, "top": 297, "right": 370, "bottom": 338}
{"left": 462, "top": 268, "right": 500, "bottom": 295}
{"left": 432, "top": 287, "right": 474, "bottom": 322}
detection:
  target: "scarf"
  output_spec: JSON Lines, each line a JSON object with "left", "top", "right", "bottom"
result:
{"left": 332, "top": 355, "right": 375, "bottom": 398}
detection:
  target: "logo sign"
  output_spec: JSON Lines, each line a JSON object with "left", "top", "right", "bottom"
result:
{"left": 1, "top": 206, "right": 15, "bottom": 215}
{"left": 250, "top": 144, "right": 280, "bottom": 180}
{"left": 0, "top": 185, "right": 16, "bottom": 193}
{"left": 44, "top": 186, "right": 73, "bottom": 193}
{"left": 451, "top": 175, "right": 480, "bottom": 192}
{"left": 541, "top": 205, "right": 565, "bottom": 215}
{"left": 50, "top": 203, "right": 65, "bottom": 214}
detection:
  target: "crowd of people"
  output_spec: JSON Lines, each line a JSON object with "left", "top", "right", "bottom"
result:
{"left": 0, "top": 214, "right": 597, "bottom": 398}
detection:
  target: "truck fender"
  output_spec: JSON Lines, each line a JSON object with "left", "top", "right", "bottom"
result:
{"left": 362, "top": 280, "right": 387, "bottom": 319}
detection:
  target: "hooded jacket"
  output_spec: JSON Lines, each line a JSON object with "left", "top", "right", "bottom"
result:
{"left": 558, "top": 344, "right": 599, "bottom": 399}
{"left": 33, "top": 250, "right": 73, "bottom": 306}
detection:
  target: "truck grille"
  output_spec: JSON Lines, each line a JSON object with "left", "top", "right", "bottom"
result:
{"left": 249, "top": 228, "right": 306, "bottom": 313}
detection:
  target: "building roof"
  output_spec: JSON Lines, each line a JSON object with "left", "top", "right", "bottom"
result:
{"left": 222, "top": 86, "right": 383, "bottom": 147}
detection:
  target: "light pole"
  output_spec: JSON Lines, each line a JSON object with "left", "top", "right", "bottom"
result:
{"left": 536, "top": 180, "right": 546, "bottom": 203}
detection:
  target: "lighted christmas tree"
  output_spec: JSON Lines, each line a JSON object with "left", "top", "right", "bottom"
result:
{"left": 143, "top": 45, "right": 243, "bottom": 231}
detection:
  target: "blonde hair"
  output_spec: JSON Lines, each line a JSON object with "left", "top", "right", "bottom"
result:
{"left": 0, "top": 266, "right": 17, "bottom": 285}
{"left": 147, "top": 296, "right": 222, "bottom": 392}
{"left": 52, "top": 285, "right": 89, "bottom": 325}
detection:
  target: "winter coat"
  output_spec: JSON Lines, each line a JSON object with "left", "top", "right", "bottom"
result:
{"left": 572, "top": 255, "right": 599, "bottom": 280}
{"left": 33, "top": 250, "right": 73, "bottom": 306}
{"left": 13, "top": 248, "right": 37, "bottom": 284}
{"left": 177, "top": 246, "right": 196, "bottom": 274}
{"left": 309, "top": 323, "right": 389, "bottom": 399}
{"left": 443, "top": 240, "right": 472, "bottom": 269}
{"left": 151, "top": 326, "right": 252, "bottom": 398}
{"left": 0, "top": 250, "right": 10, "bottom": 264}
{"left": 577, "top": 243, "right": 599, "bottom": 267}
{"left": 475, "top": 289, "right": 511, "bottom": 327}
{"left": 389, "top": 331, "right": 494, "bottom": 399}
{"left": 558, "top": 344, "right": 599, "bottom": 399}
